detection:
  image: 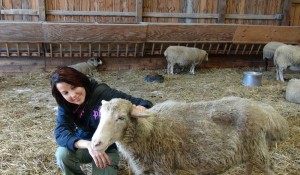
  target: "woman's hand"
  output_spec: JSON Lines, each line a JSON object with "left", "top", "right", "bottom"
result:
{"left": 75, "top": 140, "right": 112, "bottom": 169}
{"left": 86, "top": 142, "right": 112, "bottom": 168}
{"left": 131, "top": 105, "right": 147, "bottom": 116}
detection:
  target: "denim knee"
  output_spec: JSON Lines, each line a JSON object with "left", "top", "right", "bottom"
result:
{"left": 56, "top": 147, "right": 70, "bottom": 161}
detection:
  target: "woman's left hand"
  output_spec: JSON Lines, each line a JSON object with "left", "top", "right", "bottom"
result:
{"left": 87, "top": 142, "right": 112, "bottom": 169}
{"left": 131, "top": 105, "right": 147, "bottom": 116}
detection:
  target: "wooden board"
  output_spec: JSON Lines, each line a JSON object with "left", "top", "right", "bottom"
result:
{"left": 42, "top": 23, "right": 148, "bottom": 42}
{"left": 0, "top": 22, "right": 43, "bottom": 42}
{"left": 0, "top": 57, "right": 45, "bottom": 74}
{"left": 147, "top": 24, "right": 237, "bottom": 42}
{"left": 233, "top": 25, "right": 300, "bottom": 43}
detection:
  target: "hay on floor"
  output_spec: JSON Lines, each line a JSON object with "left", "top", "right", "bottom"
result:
{"left": 0, "top": 67, "right": 299, "bottom": 175}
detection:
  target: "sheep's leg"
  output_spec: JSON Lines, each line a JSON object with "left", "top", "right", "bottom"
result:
{"left": 189, "top": 65, "right": 195, "bottom": 75}
{"left": 170, "top": 64, "right": 174, "bottom": 74}
{"left": 167, "top": 63, "right": 174, "bottom": 75}
{"left": 278, "top": 68, "right": 285, "bottom": 82}
{"left": 265, "top": 60, "right": 268, "bottom": 71}
{"left": 275, "top": 66, "right": 280, "bottom": 81}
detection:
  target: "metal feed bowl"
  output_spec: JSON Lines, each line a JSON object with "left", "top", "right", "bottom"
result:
{"left": 242, "top": 71, "right": 262, "bottom": 87}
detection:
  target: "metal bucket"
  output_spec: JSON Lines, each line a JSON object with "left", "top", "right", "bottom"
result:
{"left": 242, "top": 71, "right": 262, "bottom": 87}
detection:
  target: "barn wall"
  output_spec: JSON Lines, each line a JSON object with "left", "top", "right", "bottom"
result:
{"left": 0, "top": 0, "right": 293, "bottom": 25}
{"left": 0, "top": 0, "right": 299, "bottom": 74}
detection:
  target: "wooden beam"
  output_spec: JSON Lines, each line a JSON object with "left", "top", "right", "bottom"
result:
{"left": 225, "top": 14, "right": 282, "bottom": 20}
{"left": 47, "top": 10, "right": 136, "bottom": 17}
{"left": 233, "top": 25, "right": 300, "bottom": 43}
{"left": 0, "top": 22, "right": 44, "bottom": 42}
{"left": 42, "top": 23, "right": 148, "bottom": 42}
{"left": 0, "top": 9, "right": 38, "bottom": 15}
{"left": 143, "top": 12, "right": 219, "bottom": 19}
{"left": 147, "top": 24, "right": 237, "bottom": 42}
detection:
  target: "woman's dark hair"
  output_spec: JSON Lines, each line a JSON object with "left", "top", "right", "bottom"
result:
{"left": 50, "top": 66, "right": 91, "bottom": 107}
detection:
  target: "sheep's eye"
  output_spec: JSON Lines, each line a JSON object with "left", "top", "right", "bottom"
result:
{"left": 117, "top": 116, "right": 125, "bottom": 121}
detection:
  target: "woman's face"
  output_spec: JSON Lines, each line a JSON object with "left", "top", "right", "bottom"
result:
{"left": 56, "top": 82, "right": 86, "bottom": 105}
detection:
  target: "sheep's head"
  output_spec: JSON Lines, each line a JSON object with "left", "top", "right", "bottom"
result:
{"left": 91, "top": 98, "right": 154, "bottom": 152}
{"left": 201, "top": 50, "right": 209, "bottom": 61}
{"left": 87, "top": 57, "right": 102, "bottom": 67}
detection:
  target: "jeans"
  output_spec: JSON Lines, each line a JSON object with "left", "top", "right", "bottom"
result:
{"left": 55, "top": 147, "right": 119, "bottom": 175}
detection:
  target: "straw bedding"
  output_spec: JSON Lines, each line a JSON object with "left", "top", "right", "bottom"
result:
{"left": 0, "top": 67, "right": 299, "bottom": 175}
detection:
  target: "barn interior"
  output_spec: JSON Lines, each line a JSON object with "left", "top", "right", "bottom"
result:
{"left": 0, "top": 0, "right": 300, "bottom": 175}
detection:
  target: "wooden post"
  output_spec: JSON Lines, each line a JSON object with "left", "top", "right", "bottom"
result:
{"left": 217, "top": 0, "right": 226, "bottom": 23}
{"left": 136, "top": 0, "right": 143, "bottom": 23}
{"left": 38, "top": 0, "right": 46, "bottom": 21}
{"left": 282, "top": 0, "right": 292, "bottom": 26}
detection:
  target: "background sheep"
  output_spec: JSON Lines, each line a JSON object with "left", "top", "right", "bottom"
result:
{"left": 92, "top": 97, "right": 288, "bottom": 175}
{"left": 68, "top": 57, "right": 102, "bottom": 76}
{"left": 164, "top": 46, "right": 208, "bottom": 75}
{"left": 274, "top": 45, "right": 300, "bottom": 81}
{"left": 285, "top": 78, "right": 300, "bottom": 104}
{"left": 262, "top": 41, "right": 285, "bottom": 71}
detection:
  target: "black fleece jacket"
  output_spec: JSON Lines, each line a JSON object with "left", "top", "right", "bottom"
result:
{"left": 54, "top": 79, "right": 153, "bottom": 152}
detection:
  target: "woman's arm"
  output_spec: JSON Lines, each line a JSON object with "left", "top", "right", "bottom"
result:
{"left": 54, "top": 106, "right": 81, "bottom": 151}
{"left": 97, "top": 83, "right": 153, "bottom": 108}
{"left": 75, "top": 139, "right": 112, "bottom": 169}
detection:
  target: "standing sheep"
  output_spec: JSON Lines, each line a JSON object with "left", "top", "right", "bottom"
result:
{"left": 262, "top": 41, "right": 285, "bottom": 71}
{"left": 164, "top": 46, "right": 208, "bottom": 75}
{"left": 68, "top": 57, "right": 102, "bottom": 76}
{"left": 92, "top": 97, "right": 288, "bottom": 175}
{"left": 274, "top": 45, "right": 300, "bottom": 81}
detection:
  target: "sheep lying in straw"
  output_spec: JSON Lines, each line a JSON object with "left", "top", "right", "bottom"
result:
{"left": 68, "top": 57, "right": 102, "bottom": 76}
{"left": 285, "top": 78, "right": 300, "bottom": 104}
{"left": 164, "top": 46, "right": 208, "bottom": 75}
{"left": 92, "top": 97, "right": 288, "bottom": 175}
{"left": 263, "top": 41, "right": 285, "bottom": 71}
{"left": 274, "top": 45, "right": 300, "bottom": 81}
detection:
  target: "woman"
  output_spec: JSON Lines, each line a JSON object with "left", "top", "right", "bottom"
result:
{"left": 50, "top": 66, "right": 153, "bottom": 175}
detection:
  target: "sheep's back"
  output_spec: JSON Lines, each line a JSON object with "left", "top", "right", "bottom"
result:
{"left": 147, "top": 97, "right": 270, "bottom": 173}
{"left": 165, "top": 46, "right": 201, "bottom": 65}
{"left": 263, "top": 42, "right": 285, "bottom": 60}
{"left": 274, "top": 45, "right": 300, "bottom": 65}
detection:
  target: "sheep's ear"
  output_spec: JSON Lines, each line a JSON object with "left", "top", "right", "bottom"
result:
{"left": 130, "top": 105, "right": 153, "bottom": 118}
{"left": 101, "top": 100, "right": 108, "bottom": 105}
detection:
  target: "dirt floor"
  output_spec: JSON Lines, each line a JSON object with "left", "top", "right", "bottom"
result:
{"left": 0, "top": 67, "right": 299, "bottom": 175}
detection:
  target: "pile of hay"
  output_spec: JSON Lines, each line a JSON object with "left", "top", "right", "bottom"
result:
{"left": 0, "top": 67, "right": 299, "bottom": 175}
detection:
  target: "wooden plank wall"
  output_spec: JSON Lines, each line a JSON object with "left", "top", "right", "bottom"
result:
{"left": 291, "top": 2, "right": 300, "bottom": 25}
{"left": 1, "top": 22, "right": 299, "bottom": 57}
{"left": 226, "top": 0, "right": 283, "bottom": 25}
{"left": 0, "top": 0, "right": 294, "bottom": 25}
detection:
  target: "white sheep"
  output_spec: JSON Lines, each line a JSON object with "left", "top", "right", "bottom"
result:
{"left": 92, "top": 97, "right": 288, "bottom": 175}
{"left": 262, "top": 41, "right": 285, "bottom": 71}
{"left": 68, "top": 57, "right": 102, "bottom": 76}
{"left": 164, "top": 46, "right": 208, "bottom": 75}
{"left": 274, "top": 45, "right": 300, "bottom": 81}
{"left": 285, "top": 78, "right": 300, "bottom": 104}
